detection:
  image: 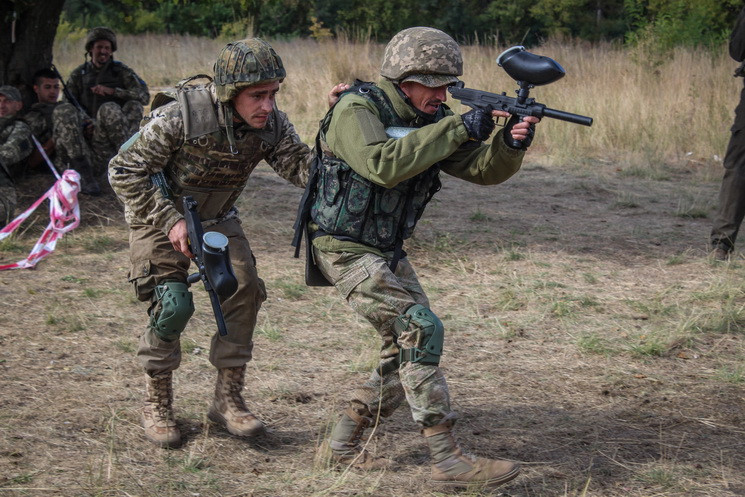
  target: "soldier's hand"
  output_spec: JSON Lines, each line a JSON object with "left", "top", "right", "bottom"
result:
{"left": 461, "top": 108, "right": 496, "bottom": 142}
{"left": 90, "top": 84, "right": 115, "bottom": 96}
{"left": 503, "top": 115, "right": 540, "bottom": 150}
{"left": 168, "top": 219, "right": 194, "bottom": 258}
{"left": 328, "top": 83, "right": 350, "bottom": 108}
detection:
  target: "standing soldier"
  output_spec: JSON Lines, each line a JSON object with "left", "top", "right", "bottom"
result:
{"left": 109, "top": 38, "right": 344, "bottom": 448}
{"left": 66, "top": 27, "right": 149, "bottom": 191}
{"left": 22, "top": 68, "right": 99, "bottom": 194}
{"left": 711, "top": 5, "right": 745, "bottom": 261}
{"left": 296, "top": 27, "right": 539, "bottom": 488}
{"left": 0, "top": 85, "right": 32, "bottom": 227}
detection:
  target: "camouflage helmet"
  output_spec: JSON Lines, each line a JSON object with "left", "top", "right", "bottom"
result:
{"left": 381, "top": 27, "right": 462, "bottom": 87}
{"left": 85, "top": 26, "right": 117, "bottom": 52}
{"left": 213, "top": 38, "right": 286, "bottom": 103}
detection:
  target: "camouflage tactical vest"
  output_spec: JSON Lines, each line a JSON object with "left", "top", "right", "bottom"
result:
{"left": 310, "top": 82, "right": 443, "bottom": 251}
{"left": 79, "top": 60, "right": 130, "bottom": 115}
{"left": 152, "top": 79, "right": 282, "bottom": 220}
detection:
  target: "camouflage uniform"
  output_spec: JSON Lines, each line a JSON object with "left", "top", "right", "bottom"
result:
{"left": 66, "top": 60, "right": 149, "bottom": 173}
{"left": 23, "top": 102, "right": 90, "bottom": 172}
{"left": 304, "top": 28, "right": 525, "bottom": 486}
{"left": 711, "top": 5, "right": 745, "bottom": 256}
{"left": 0, "top": 114, "right": 32, "bottom": 226}
{"left": 311, "top": 77, "right": 524, "bottom": 428}
{"left": 109, "top": 81, "right": 312, "bottom": 375}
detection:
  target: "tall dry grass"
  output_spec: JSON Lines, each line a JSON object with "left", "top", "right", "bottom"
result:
{"left": 54, "top": 33, "right": 738, "bottom": 173}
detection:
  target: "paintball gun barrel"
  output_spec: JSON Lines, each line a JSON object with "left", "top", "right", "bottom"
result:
{"left": 183, "top": 196, "right": 238, "bottom": 336}
{"left": 448, "top": 46, "right": 592, "bottom": 148}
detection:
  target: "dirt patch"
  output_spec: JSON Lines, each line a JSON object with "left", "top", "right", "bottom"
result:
{"left": 1, "top": 161, "right": 743, "bottom": 497}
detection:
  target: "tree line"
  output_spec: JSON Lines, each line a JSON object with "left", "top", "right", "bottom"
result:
{"left": 62, "top": 0, "right": 742, "bottom": 49}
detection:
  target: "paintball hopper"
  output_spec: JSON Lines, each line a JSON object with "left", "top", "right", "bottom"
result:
{"left": 497, "top": 46, "right": 565, "bottom": 86}
{"left": 198, "top": 231, "right": 238, "bottom": 299}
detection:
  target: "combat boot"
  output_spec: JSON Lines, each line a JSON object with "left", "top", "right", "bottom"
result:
{"left": 68, "top": 156, "right": 101, "bottom": 196}
{"left": 423, "top": 418, "right": 519, "bottom": 488}
{"left": 208, "top": 365, "right": 265, "bottom": 437}
{"left": 141, "top": 372, "right": 181, "bottom": 448}
{"left": 327, "top": 408, "right": 391, "bottom": 470}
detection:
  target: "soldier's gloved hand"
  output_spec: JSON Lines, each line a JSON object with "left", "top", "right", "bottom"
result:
{"left": 461, "top": 109, "right": 496, "bottom": 142}
{"left": 503, "top": 115, "right": 536, "bottom": 150}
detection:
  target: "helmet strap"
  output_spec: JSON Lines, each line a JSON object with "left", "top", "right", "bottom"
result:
{"left": 220, "top": 103, "right": 239, "bottom": 155}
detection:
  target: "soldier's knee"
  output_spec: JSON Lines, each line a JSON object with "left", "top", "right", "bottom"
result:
{"left": 394, "top": 304, "right": 444, "bottom": 366}
{"left": 149, "top": 281, "right": 194, "bottom": 342}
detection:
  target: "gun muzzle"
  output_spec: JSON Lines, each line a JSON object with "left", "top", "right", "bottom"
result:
{"left": 202, "top": 231, "right": 239, "bottom": 300}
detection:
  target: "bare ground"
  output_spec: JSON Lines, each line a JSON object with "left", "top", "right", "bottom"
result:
{"left": 1, "top": 160, "right": 743, "bottom": 497}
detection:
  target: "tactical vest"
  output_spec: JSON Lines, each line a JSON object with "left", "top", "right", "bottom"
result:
{"left": 79, "top": 60, "right": 130, "bottom": 115}
{"left": 151, "top": 79, "right": 282, "bottom": 220}
{"left": 310, "top": 83, "right": 444, "bottom": 252}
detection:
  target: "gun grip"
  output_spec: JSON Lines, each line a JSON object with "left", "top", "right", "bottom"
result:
{"left": 508, "top": 115, "right": 525, "bottom": 149}
{"left": 202, "top": 231, "right": 239, "bottom": 300}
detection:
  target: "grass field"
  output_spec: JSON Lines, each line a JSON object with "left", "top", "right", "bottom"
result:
{"left": 0, "top": 34, "right": 743, "bottom": 497}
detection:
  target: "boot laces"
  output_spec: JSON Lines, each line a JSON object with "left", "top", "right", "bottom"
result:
{"left": 224, "top": 367, "right": 248, "bottom": 410}
{"left": 150, "top": 376, "right": 173, "bottom": 419}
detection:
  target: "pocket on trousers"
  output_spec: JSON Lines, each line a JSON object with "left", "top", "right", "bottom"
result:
{"left": 128, "top": 258, "right": 154, "bottom": 302}
{"left": 336, "top": 263, "right": 369, "bottom": 299}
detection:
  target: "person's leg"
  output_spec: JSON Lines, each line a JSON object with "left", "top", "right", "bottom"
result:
{"left": 128, "top": 224, "right": 192, "bottom": 448}
{"left": 204, "top": 218, "right": 267, "bottom": 437}
{"left": 711, "top": 122, "right": 745, "bottom": 259}
{"left": 51, "top": 103, "right": 99, "bottom": 194}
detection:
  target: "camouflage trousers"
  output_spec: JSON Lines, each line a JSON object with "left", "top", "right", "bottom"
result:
{"left": 313, "top": 248, "right": 452, "bottom": 428}
{"left": 53, "top": 101, "right": 142, "bottom": 175}
{"left": 127, "top": 217, "right": 266, "bottom": 376}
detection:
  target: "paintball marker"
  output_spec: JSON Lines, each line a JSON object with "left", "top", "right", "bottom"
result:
{"left": 448, "top": 46, "right": 592, "bottom": 149}
{"left": 183, "top": 196, "right": 238, "bottom": 336}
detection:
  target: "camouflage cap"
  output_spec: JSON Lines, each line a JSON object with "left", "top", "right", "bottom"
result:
{"left": 381, "top": 27, "right": 463, "bottom": 86}
{"left": 213, "top": 38, "right": 286, "bottom": 103}
{"left": 85, "top": 26, "right": 117, "bottom": 52}
{"left": 0, "top": 85, "right": 22, "bottom": 101}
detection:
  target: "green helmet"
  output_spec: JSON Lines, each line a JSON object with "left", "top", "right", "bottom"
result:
{"left": 213, "top": 38, "right": 286, "bottom": 103}
{"left": 85, "top": 26, "right": 117, "bottom": 52}
{"left": 380, "top": 27, "right": 462, "bottom": 87}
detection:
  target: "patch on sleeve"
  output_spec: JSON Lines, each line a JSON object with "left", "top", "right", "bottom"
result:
{"left": 351, "top": 108, "right": 388, "bottom": 146}
{"left": 119, "top": 131, "right": 140, "bottom": 153}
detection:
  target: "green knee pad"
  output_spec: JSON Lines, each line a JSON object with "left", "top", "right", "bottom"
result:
{"left": 394, "top": 304, "right": 444, "bottom": 365}
{"left": 149, "top": 281, "right": 195, "bottom": 342}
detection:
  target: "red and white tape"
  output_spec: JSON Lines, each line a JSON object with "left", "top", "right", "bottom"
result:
{"left": 0, "top": 169, "right": 81, "bottom": 270}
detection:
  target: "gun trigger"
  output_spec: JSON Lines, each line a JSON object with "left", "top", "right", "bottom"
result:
{"left": 496, "top": 116, "right": 507, "bottom": 127}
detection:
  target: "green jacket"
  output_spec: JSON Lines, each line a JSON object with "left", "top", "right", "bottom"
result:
{"left": 312, "top": 79, "right": 524, "bottom": 256}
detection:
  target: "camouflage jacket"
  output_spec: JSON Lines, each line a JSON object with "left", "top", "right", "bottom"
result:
{"left": 22, "top": 102, "right": 57, "bottom": 143}
{"left": 0, "top": 115, "right": 32, "bottom": 175}
{"left": 66, "top": 59, "right": 149, "bottom": 117}
{"left": 109, "top": 83, "right": 312, "bottom": 235}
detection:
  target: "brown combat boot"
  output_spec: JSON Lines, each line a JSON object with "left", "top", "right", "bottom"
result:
{"left": 141, "top": 372, "right": 181, "bottom": 448}
{"left": 208, "top": 365, "right": 265, "bottom": 437}
{"left": 423, "top": 419, "right": 519, "bottom": 488}
{"left": 326, "top": 408, "right": 391, "bottom": 470}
